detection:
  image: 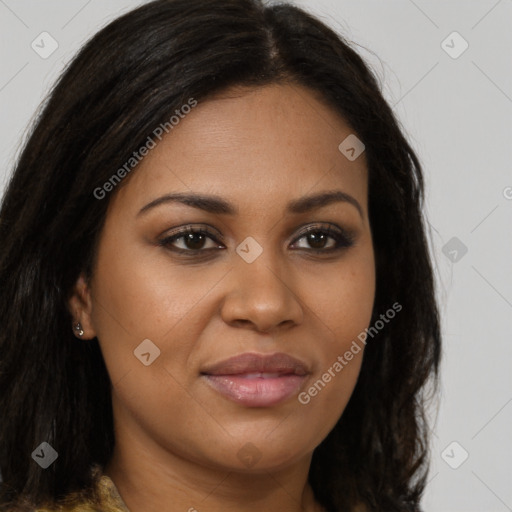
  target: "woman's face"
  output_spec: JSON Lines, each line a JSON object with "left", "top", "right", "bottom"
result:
{"left": 72, "top": 83, "right": 375, "bottom": 473}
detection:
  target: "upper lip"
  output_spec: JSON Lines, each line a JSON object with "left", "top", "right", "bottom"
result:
{"left": 201, "top": 352, "right": 310, "bottom": 376}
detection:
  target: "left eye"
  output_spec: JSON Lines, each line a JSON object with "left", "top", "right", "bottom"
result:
{"left": 290, "top": 225, "right": 355, "bottom": 252}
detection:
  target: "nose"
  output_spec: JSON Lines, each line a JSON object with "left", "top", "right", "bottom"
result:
{"left": 220, "top": 251, "right": 304, "bottom": 334}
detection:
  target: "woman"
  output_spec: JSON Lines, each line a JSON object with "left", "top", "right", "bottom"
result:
{"left": 0, "top": 0, "right": 441, "bottom": 511}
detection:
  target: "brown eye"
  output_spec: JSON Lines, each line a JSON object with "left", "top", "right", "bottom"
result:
{"left": 179, "top": 232, "right": 209, "bottom": 251}
{"left": 290, "top": 224, "right": 355, "bottom": 253}
{"left": 159, "top": 227, "right": 224, "bottom": 253}
{"left": 303, "top": 231, "right": 331, "bottom": 250}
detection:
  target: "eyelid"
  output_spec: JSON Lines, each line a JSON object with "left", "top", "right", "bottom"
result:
{"left": 291, "top": 222, "right": 355, "bottom": 243}
{"left": 160, "top": 223, "right": 224, "bottom": 241}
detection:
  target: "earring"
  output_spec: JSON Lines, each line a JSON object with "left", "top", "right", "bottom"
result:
{"left": 74, "top": 322, "right": 84, "bottom": 338}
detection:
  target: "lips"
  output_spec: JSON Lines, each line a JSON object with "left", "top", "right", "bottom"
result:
{"left": 201, "top": 352, "right": 309, "bottom": 376}
{"left": 201, "top": 352, "right": 310, "bottom": 407}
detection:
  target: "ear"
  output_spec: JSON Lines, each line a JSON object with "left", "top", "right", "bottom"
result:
{"left": 68, "top": 273, "right": 97, "bottom": 339}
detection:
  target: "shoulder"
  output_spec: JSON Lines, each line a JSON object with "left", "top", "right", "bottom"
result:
{"left": 34, "top": 465, "right": 129, "bottom": 512}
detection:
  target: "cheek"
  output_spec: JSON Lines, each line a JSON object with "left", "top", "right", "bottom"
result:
{"left": 89, "top": 243, "right": 220, "bottom": 456}
{"left": 108, "top": 360, "right": 234, "bottom": 469}
{"left": 89, "top": 235, "right": 221, "bottom": 349}
{"left": 304, "top": 246, "right": 376, "bottom": 347}
{"left": 296, "top": 352, "right": 363, "bottom": 449}
{"left": 295, "top": 249, "right": 375, "bottom": 430}
{"left": 295, "top": 269, "right": 372, "bottom": 443}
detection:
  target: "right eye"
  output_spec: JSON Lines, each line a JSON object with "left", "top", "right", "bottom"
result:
{"left": 158, "top": 225, "right": 225, "bottom": 254}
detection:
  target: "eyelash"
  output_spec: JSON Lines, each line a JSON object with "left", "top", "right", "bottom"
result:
{"left": 158, "top": 223, "right": 356, "bottom": 257}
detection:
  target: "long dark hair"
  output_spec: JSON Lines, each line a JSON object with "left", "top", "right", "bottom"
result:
{"left": 0, "top": 1, "right": 441, "bottom": 510}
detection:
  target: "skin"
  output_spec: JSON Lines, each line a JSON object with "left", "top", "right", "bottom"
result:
{"left": 70, "top": 83, "right": 375, "bottom": 512}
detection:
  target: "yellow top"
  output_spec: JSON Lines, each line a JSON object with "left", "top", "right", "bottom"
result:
{"left": 35, "top": 465, "right": 129, "bottom": 512}
{"left": 29, "top": 464, "right": 366, "bottom": 512}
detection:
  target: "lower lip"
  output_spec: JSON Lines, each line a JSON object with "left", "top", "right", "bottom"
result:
{"left": 202, "top": 374, "right": 307, "bottom": 407}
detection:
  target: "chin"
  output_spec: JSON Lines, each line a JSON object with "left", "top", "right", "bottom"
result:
{"left": 206, "top": 435, "right": 313, "bottom": 473}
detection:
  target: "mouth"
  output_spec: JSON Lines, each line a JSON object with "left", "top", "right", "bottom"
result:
{"left": 200, "top": 352, "right": 310, "bottom": 407}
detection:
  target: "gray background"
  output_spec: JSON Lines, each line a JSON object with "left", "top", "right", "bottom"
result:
{"left": 1, "top": 1, "right": 511, "bottom": 510}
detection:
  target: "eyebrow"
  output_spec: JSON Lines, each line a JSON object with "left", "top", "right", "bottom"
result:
{"left": 137, "top": 190, "right": 364, "bottom": 219}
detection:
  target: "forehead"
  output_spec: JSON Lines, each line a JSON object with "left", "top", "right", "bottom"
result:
{"left": 110, "top": 83, "right": 368, "bottom": 217}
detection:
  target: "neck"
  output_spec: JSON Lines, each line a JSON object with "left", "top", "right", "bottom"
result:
{"left": 104, "top": 429, "right": 324, "bottom": 512}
